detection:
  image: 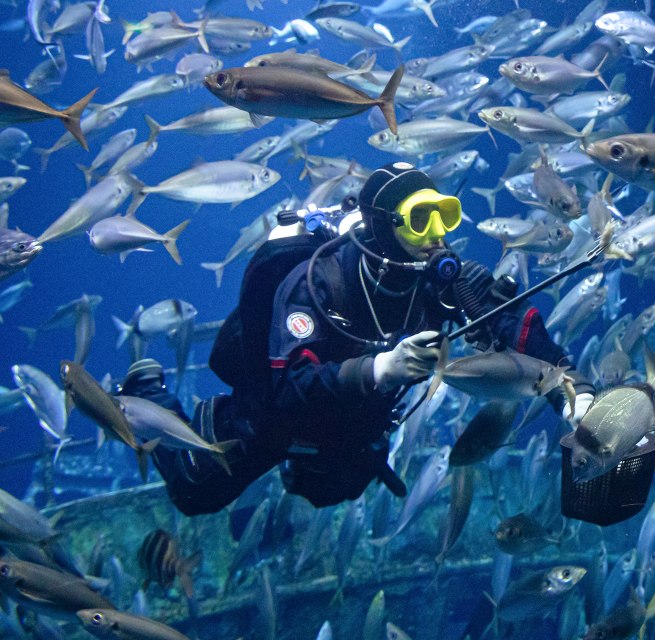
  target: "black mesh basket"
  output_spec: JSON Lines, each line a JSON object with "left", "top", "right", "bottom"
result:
{"left": 560, "top": 432, "right": 655, "bottom": 526}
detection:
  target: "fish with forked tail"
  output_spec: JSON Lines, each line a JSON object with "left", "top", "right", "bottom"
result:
{"left": 204, "top": 64, "right": 404, "bottom": 135}
{"left": 60, "top": 360, "right": 159, "bottom": 480}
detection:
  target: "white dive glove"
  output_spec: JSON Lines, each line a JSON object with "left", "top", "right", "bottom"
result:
{"left": 373, "top": 330, "right": 442, "bottom": 394}
{"left": 562, "top": 392, "right": 595, "bottom": 426}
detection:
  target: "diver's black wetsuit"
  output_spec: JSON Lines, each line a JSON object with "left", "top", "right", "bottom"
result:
{"left": 137, "top": 238, "right": 593, "bottom": 516}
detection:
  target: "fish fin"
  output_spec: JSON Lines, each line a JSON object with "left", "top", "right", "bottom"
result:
{"left": 144, "top": 114, "right": 162, "bottom": 142}
{"left": 75, "top": 163, "right": 94, "bottom": 189}
{"left": 18, "top": 326, "right": 37, "bottom": 348}
{"left": 32, "top": 147, "right": 52, "bottom": 174}
{"left": 579, "top": 118, "right": 596, "bottom": 148}
{"left": 163, "top": 219, "right": 190, "bottom": 265}
{"left": 249, "top": 112, "right": 269, "bottom": 128}
{"left": 378, "top": 64, "right": 404, "bottom": 136}
{"left": 178, "top": 550, "right": 202, "bottom": 599}
{"left": 52, "top": 437, "right": 71, "bottom": 465}
{"left": 426, "top": 336, "right": 449, "bottom": 401}
{"left": 594, "top": 53, "right": 610, "bottom": 91}
{"left": 0, "top": 203, "right": 7, "bottom": 229}
{"left": 210, "top": 438, "right": 241, "bottom": 454}
{"left": 60, "top": 88, "right": 98, "bottom": 151}
{"left": 96, "top": 426, "right": 105, "bottom": 449}
{"left": 136, "top": 438, "right": 161, "bottom": 481}
{"left": 200, "top": 261, "right": 226, "bottom": 287}
{"left": 197, "top": 17, "right": 209, "bottom": 54}
{"left": 111, "top": 314, "right": 133, "bottom": 349}
{"left": 471, "top": 186, "right": 497, "bottom": 215}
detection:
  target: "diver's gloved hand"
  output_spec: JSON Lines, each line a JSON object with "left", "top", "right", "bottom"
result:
{"left": 562, "top": 392, "right": 594, "bottom": 426}
{"left": 373, "top": 330, "right": 442, "bottom": 394}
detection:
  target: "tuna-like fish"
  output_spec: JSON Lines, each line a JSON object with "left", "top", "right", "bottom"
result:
{"left": 60, "top": 360, "right": 158, "bottom": 480}
{"left": 499, "top": 55, "right": 608, "bottom": 95}
{"left": 204, "top": 65, "right": 403, "bottom": 134}
{"left": 495, "top": 513, "right": 557, "bottom": 556}
{"left": 129, "top": 160, "right": 279, "bottom": 214}
{"left": 0, "top": 558, "right": 115, "bottom": 621}
{"left": 118, "top": 395, "right": 237, "bottom": 474}
{"left": 78, "top": 609, "right": 191, "bottom": 640}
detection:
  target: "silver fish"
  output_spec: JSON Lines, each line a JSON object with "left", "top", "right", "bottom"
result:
{"left": 499, "top": 55, "right": 608, "bottom": 95}
{"left": 129, "top": 160, "right": 280, "bottom": 213}
{"left": 38, "top": 173, "right": 138, "bottom": 243}
{"left": 595, "top": 11, "right": 655, "bottom": 53}
{"left": 88, "top": 215, "right": 189, "bottom": 265}
{"left": 478, "top": 106, "right": 595, "bottom": 144}
{"left": 570, "top": 343, "right": 655, "bottom": 483}
{"left": 78, "top": 609, "right": 190, "bottom": 640}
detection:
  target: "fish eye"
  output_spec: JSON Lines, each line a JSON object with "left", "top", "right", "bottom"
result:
{"left": 14, "top": 242, "right": 26, "bottom": 252}
{"left": 513, "top": 62, "right": 522, "bottom": 71}
{"left": 562, "top": 568, "right": 571, "bottom": 578}
{"left": 215, "top": 72, "right": 227, "bottom": 87}
{"left": 92, "top": 613, "right": 104, "bottom": 625}
{"left": 377, "top": 132, "right": 389, "bottom": 143}
{"left": 261, "top": 169, "right": 271, "bottom": 182}
{"left": 257, "top": 60, "right": 268, "bottom": 66}
{"left": 493, "top": 110, "right": 503, "bottom": 120}
{"left": 0, "top": 564, "right": 9, "bottom": 577}
{"left": 610, "top": 143, "right": 625, "bottom": 159}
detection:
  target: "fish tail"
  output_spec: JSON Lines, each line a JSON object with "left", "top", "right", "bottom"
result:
{"left": 426, "top": 335, "right": 449, "bottom": 401}
{"left": 208, "top": 438, "right": 240, "bottom": 455}
{"left": 33, "top": 147, "right": 52, "bottom": 174}
{"left": 393, "top": 35, "right": 412, "bottom": 53}
{"left": 178, "top": 550, "right": 202, "bottom": 599}
{"left": 163, "top": 219, "right": 190, "bottom": 265}
{"left": 60, "top": 88, "right": 98, "bottom": 151}
{"left": 144, "top": 114, "right": 162, "bottom": 143}
{"left": 378, "top": 64, "right": 404, "bottom": 135}
{"left": 594, "top": 53, "right": 610, "bottom": 91}
{"left": 120, "top": 18, "right": 136, "bottom": 45}
{"left": 471, "top": 186, "right": 498, "bottom": 215}
{"left": 201, "top": 261, "right": 226, "bottom": 288}
{"left": 197, "top": 17, "right": 210, "bottom": 54}
{"left": 75, "top": 163, "right": 94, "bottom": 189}
{"left": 111, "top": 314, "right": 133, "bottom": 349}
{"left": 579, "top": 118, "right": 596, "bottom": 148}
{"left": 52, "top": 436, "right": 72, "bottom": 465}
{"left": 18, "top": 326, "right": 37, "bottom": 348}
{"left": 136, "top": 437, "right": 161, "bottom": 482}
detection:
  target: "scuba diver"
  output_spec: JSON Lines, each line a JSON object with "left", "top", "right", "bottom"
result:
{"left": 118, "top": 162, "right": 595, "bottom": 517}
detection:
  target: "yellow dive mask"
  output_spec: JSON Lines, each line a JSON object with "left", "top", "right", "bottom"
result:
{"left": 394, "top": 189, "right": 462, "bottom": 246}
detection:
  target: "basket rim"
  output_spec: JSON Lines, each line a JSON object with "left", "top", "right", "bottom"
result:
{"left": 560, "top": 431, "right": 655, "bottom": 458}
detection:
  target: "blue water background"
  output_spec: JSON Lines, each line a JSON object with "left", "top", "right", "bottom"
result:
{"left": 0, "top": 0, "right": 651, "bottom": 498}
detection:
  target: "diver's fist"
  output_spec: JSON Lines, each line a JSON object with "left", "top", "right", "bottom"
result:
{"left": 373, "top": 330, "right": 442, "bottom": 393}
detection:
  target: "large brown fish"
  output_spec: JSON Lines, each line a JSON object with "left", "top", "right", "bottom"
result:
{"left": 0, "top": 558, "right": 115, "bottom": 621}
{"left": 0, "top": 69, "right": 96, "bottom": 150}
{"left": 60, "top": 360, "right": 158, "bottom": 480}
{"left": 203, "top": 64, "right": 403, "bottom": 135}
